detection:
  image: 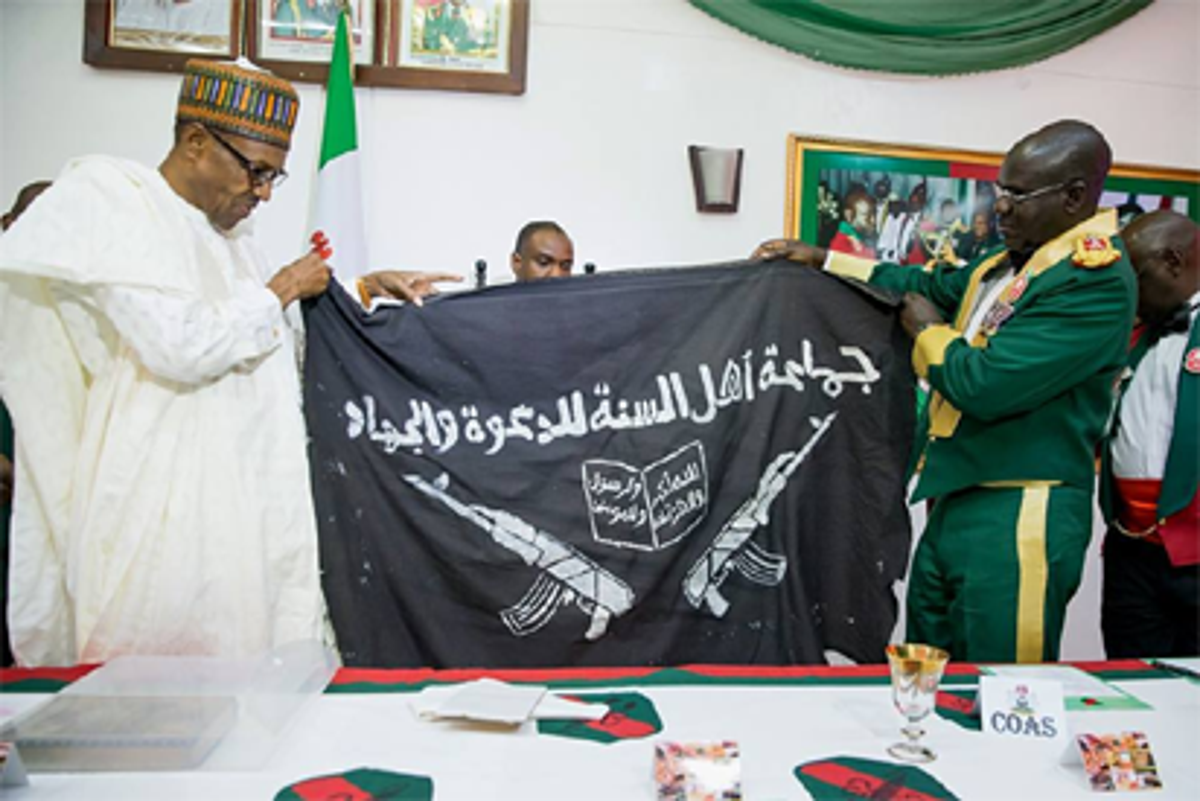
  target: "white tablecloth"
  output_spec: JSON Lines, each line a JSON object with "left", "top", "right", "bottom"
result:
{"left": 2, "top": 671, "right": 1198, "bottom": 800}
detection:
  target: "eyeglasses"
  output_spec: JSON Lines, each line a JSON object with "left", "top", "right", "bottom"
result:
{"left": 205, "top": 126, "right": 288, "bottom": 189}
{"left": 995, "top": 180, "right": 1070, "bottom": 206}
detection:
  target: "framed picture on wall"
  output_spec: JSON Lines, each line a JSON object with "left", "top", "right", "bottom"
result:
{"left": 84, "top": 0, "right": 529, "bottom": 92}
{"left": 365, "top": 0, "right": 528, "bottom": 95}
{"left": 785, "top": 135, "right": 1200, "bottom": 267}
{"left": 84, "top": 0, "right": 242, "bottom": 73}
{"left": 246, "top": 0, "right": 377, "bottom": 82}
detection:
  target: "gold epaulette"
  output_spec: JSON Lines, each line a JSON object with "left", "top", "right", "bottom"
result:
{"left": 1072, "top": 235, "right": 1121, "bottom": 268}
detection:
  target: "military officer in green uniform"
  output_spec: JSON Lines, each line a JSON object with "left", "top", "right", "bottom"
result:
{"left": 1100, "top": 210, "right": 1200, "bottom": 658}
{"left": 421, "top": 2, "right": 450, "bottom": 52}
{"left": 753, "top": 120, "right": 1137, "bottom": 662}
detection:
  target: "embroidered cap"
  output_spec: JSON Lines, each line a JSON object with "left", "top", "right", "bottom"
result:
{"left": 176, "top": 58, "right": 299, "bottom": 150}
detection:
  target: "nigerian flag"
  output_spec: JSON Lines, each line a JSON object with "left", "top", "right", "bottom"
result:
{"left": 309, "top": 7, "right": 368, "bottom": 280}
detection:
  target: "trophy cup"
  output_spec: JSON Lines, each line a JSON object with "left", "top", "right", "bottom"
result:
{"left": 885, "top": 643, "right": 950, "bottom": 763}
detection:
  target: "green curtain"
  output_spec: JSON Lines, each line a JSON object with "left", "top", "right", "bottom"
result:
{"left": 687, "top": 0, "right": 1152, "bottom": 75}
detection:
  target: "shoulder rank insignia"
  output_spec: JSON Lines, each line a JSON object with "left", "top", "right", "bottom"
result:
{"left": 1072, "top": 235, "right": 1120, "bottom": 268}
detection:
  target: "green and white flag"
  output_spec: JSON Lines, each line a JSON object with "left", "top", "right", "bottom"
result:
{"left": 309, "top": 6, "right": 368, "bottom": 280}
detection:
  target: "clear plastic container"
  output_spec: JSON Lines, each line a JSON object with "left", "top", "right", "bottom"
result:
{"left": 1, "top": 639, "right": 337, "bottom": 772}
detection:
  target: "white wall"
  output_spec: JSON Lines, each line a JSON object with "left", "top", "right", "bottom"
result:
{"left": 4, "top": 0, "right": 1198, "bottom": 274}
{"left": 3, "top": 0, "right": 1199, "bottom": 659}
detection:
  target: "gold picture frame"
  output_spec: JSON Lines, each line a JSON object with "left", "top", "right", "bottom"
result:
{"left": 785, "top": 135, "right": 1200, "bottom": 265}
{"left": 85, "top": 0, "right": 242, "bottom": 73}
{"left": 84, "top": 1, "right": 529, "bottom": 93}
{"left": 244, "top": 0, "right": 379, "bottom": 84}
{"left": 365, "top": 0, "right": 528, "bottom": 95}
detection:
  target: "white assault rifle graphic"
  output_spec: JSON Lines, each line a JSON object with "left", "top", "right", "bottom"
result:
{"left": 683, "top": 412, "right": 838, "bottom": 617}
{"left": 403, "top": 472, "right": 635, "bottom": 641}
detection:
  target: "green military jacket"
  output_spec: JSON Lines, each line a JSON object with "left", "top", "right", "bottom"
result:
{"left": 830, "top": 209, "right": 1136, "bottom": 501}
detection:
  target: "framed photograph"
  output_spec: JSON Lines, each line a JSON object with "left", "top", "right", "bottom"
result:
{"left": 365, "top": 0, "right": 528, "bottom": 94}
{"left": 85, "top": 0, "right": 241, "bottom": 73}
{"left": 84, "top": 0, "right": 529, "bottom": 92}
{"left": 785, "top": 135, "right": 1200, "bottom": 266}
{"left": 247, "top": 0, "right": 377, "bottom": 81}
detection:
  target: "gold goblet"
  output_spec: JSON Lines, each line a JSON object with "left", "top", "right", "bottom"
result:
{"left": 885, "top": 643, "right": 950, "bottom": 763}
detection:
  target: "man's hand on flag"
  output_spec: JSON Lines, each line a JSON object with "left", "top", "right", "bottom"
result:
{"left": 899, "top": 292, "right": 946, "bottom": 340}
{"left": 269, "top": 251, "right": 333, "bottom": 307}
{"left": 360, "top": 270, "right": 463, "bottom": 306}
{"left": 751, "top": 238, "right": 827, "bottom": 267}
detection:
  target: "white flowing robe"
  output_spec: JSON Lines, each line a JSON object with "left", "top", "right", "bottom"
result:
{"left": 0, "top": 156, "right": 324, "bottom": 666}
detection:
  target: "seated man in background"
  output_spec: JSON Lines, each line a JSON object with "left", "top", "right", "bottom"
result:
{"left": 0, "top": 59, "right": 449, "bottom": 666}
{"left": 752, "top": 119, "right": 1136, "bottom": 663}
{"left": 1101, "top": 210, "right": 1200, "bottom": 658}
{"left": 511, "top": 220, "right": 574, "bottom": 281}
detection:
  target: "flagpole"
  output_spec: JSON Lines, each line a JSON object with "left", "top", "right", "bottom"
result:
{"left": 308, "top": 2, "right": 370, "bottom": 281}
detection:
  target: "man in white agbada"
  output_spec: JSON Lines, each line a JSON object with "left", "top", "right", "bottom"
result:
{"left": 0, "top": 59, "right": 451, "bottom": 666}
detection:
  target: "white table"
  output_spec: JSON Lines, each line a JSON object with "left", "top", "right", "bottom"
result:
{"left": 2, "top": 662, "right": 1198, "bottom": 800}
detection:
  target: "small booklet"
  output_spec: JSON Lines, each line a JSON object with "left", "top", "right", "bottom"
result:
{"left": 409, "top": 679, "right": 546, "bottom": 726}
{"left": 1076, "top": 732, "right": 1163, "bottom": 792}
{"left": 409, "top": 678, "right": 608, "bottom": 726}
{"left": 654, "top": 740, "right": 742, "bottom": 801}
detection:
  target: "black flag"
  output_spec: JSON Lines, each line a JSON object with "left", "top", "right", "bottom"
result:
{"left": 304, "top": 262, "right": 914, "bottom": 667}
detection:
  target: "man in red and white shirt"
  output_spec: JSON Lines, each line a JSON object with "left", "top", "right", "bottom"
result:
{"left": 1102, "top": 209, "right": 1200, "bottom": 658}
